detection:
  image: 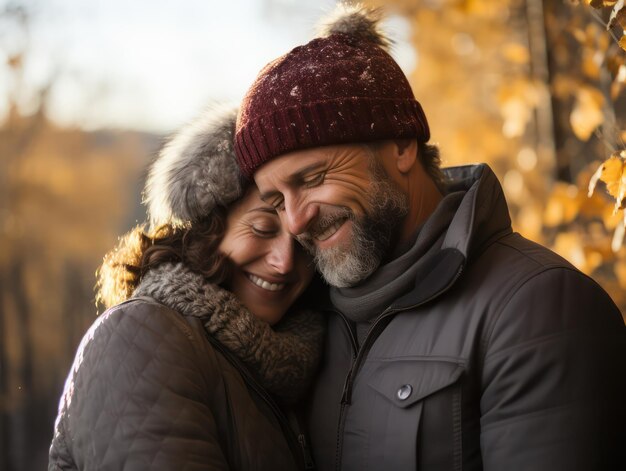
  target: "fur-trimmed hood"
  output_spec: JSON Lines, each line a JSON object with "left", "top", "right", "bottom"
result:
{"left": 144, "top": 104, "right": 244, "bottom": 229}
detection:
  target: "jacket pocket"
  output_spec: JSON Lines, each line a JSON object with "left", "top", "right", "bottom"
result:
{"left": 368, "top": 358, "right": 464, "bottom": 407}
{"left": 358, "top": 358, "right": 464, "bottom": 470}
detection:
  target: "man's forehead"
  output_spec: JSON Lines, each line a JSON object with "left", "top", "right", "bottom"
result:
{"left": 254, "top": 143, "right": 363, "bottom": 184}
{"left": 254, "top": 148, "right": 330, "bottom": 184}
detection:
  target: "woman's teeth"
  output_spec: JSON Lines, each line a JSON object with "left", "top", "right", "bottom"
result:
{"left": 248, "top": 274, "right": 285, "bottom": 291}
{"left": 315, "top": 220, "right": 344, "bottom": 241}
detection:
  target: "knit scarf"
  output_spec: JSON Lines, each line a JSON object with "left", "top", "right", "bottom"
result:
{"left": 330, "top": 191, "right": 465, "bottom": 344}
{"left": 132, "top": 262, "right": 325, "bottom": 404}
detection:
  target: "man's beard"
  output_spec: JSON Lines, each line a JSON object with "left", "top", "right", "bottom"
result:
{"left": 297, "top": 162, "right": 409, "bottom": 288}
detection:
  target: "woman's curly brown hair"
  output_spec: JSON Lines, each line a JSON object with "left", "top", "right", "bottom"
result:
{"left": 96, "top": 207, "right": 231, "bottom": 310}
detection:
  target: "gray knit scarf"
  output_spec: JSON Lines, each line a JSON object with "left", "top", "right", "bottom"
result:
{"left": 133, "top": 262, "right": 325, "bottom": 404}
{"left": 330, "top": 191, "right": 465, "bottom": 343}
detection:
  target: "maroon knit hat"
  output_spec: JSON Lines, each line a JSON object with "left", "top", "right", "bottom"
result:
{"left": 235, "top": 5, "right": 430, "bottom": 179}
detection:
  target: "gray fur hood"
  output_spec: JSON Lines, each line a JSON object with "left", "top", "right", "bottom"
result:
{"left": 144, "top": 104, "right": 244, "bottom": 229}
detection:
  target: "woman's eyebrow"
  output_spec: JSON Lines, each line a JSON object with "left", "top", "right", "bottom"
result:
{"left": 248, "top": 207, "right": 277, "bottom": 215}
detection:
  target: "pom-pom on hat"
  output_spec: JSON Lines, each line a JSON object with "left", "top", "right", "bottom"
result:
{"left": 144, "top": 104, "right": 243, "bottom": 229}
{"left": 235, "top": 4, "right": 430, "bottom": 179}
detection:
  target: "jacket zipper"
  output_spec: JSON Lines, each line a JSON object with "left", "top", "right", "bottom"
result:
{"left": 298, "top": 433, "right": 315, "bottom": 469}
{"left": 205, "top": 333, "right": 312, "bottom": 470}
{"left": 333, "top": 264, "right": 464, "bottom": 471}
{"left": 332, "top": 310, "right": 358, "bottom": 471}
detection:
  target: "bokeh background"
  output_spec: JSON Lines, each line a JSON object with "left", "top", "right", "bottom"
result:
{"left": 2, "top": 0, "right": 626, "bottom": 469}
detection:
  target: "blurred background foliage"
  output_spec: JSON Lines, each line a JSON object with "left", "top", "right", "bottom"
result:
{"left": 2, "top": 0, "right": 625, "bottom": 469}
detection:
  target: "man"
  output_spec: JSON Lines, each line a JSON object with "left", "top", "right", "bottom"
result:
{"left": 234, "top": 5, "right": 625, "bottom": 470}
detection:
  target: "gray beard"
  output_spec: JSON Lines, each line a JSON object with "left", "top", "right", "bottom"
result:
{"left": 298, "top": 166, "right": 409, "bottom": 288}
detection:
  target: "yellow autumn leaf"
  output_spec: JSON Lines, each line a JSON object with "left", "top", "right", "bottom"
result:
{"left": 553, "top": 233, "right": 585, "bottom": 270}
{"left": 500, "top": 98, "right": 530, "bottom": 138}
{"left": 588, "top": 160, "right": 605, "bottom": 197}
{"left": 612, "top": 216, "right": 626, "bottom": 252}
{"left": 620, "top": 34, "right": 626, "bottom": 52}
{"left": 606, "top": 52, "right": 626, "bottom": 79}
{"left": 586, "top": 250, "right": 605, "bottom": 273}
{"left": 610, "top": 65, "right": 626, "bottom": 99}
{"left": 498, "top": 79, "right": 539, "bottom": 138}
{"left": 552, "top": 232, "right": 603, "bottom": 274}
{"left": 586, "top": 222, "right": 617, "bottom": 257}
{"left": 516, "top": 204, "right": 543, "bottom": 242}
{"left": 608, "top": 0, "right": 626, "bottom": 29}
{"left": 589, "top": 153, "right": 626, "bottom": 215}
{"left": 501, "top": 43, "right": 530, "bottom": 64}
{"left": 572, "top": 23, "right": 609, "bottom": 50}
{"left": 581, "top": 189, "right": 615, "bottom": 217}
{"left": 582, "top": 51, "right": 601, "bottom": 80}
{"left": 456, "top": 0, "right": 502, "bottom": 17}
{"left": 596, "top": 24, "right": 611, "bottom": 52}
{"left": 587, "top": 0, "right": 619, "bottom": 8}
{"left": 544, "top": 182, "right": 581, "bottom": 227}
{"left": 600, "top": 155, "right": 626, "bottom": 210}
{"left": 603, "top": 205, "right": 625, "bottom": 229}
{"left": 570, "top": 86, "right": 605, "bottom": 140}
{"left": 572, "top": 27, "right": 589, "bottom": 45}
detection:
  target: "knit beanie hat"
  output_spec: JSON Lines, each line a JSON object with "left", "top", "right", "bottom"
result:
{"left": 144, "top": 104, "right": 245, "bottom": 230}
{"left": 235, "top": 4, "right": 430, "bottom": 179}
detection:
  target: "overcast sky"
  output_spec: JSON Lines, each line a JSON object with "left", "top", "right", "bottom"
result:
{"left": 0, "top": 0, "right": 416, "bottom": 133}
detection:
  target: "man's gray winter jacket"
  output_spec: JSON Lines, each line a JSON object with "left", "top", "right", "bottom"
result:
{"left": 307, "top": 164, "right": 625, "bottom": 471}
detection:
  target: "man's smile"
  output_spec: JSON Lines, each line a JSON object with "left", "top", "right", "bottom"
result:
{"left": 314, "top": 218, "right": 348, "bottom": 241}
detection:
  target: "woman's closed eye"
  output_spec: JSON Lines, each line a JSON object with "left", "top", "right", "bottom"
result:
{"left": 250, "top": 220, "right": 280, "bottom": 238}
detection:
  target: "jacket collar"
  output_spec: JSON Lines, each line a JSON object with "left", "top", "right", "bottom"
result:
{"left": 441, "top": 164, "right": 512, "bottom": 258}
{"left": 392, "top": 163, "right": 513, "bottom": 310}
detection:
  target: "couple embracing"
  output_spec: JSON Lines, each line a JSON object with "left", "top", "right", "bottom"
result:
{"left": 49, "top": 5, "right": 624, "bottom": 471}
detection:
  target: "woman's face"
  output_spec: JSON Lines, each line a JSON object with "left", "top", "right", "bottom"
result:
{"left": 218, "top": 186, "right": 315, "bottom": 325}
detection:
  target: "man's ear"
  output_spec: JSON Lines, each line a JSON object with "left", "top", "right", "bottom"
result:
{"left": 395, "top": 139, "right": 418, "bottom": 174}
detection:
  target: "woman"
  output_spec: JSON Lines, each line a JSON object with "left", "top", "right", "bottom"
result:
{"left": 48, "top": 106, "right": 324, "bottom": 471}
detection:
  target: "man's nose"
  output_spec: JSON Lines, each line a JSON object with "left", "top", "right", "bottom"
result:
{"left": 267, "top": 233, "right": 295, "bottom": 275}
{"left": 283, "top": 197, "right": 318, "bottom": 236}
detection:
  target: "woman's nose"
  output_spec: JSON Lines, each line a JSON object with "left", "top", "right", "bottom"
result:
{"left": 266, "top": 233, "right": 295, "bottom": 275}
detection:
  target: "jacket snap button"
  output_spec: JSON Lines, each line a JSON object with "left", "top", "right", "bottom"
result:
{"left": 396, "top": 384, "right": 412, "bottom": 401}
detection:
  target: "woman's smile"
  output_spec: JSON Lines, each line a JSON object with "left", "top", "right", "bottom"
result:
{"left": 246, "top": 272, "right": 286, "bottom": 292}
{"left": 218, "top": 186, "right": 314, "bottom": 324}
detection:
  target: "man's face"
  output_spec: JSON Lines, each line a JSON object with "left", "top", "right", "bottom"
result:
{"left": 254, "top": 144, "right": 408, "bottom": 287}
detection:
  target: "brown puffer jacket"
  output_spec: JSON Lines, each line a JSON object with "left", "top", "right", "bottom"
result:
{"left": 49, "top": 265, "right": 323, "bottom": 471}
